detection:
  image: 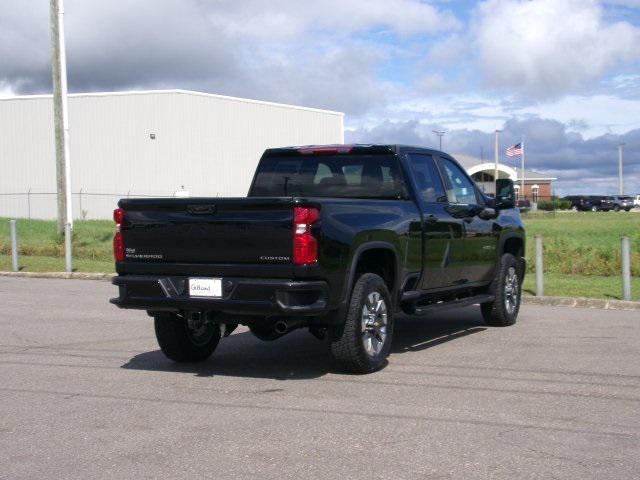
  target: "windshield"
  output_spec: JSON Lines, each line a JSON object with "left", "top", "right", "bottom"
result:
{"left": 249, "top": 154, "right": 405, "bottom": 199}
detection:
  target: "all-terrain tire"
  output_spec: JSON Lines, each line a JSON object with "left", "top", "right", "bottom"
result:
{"left": 481, "top": 253, "right": 521, "bottom": 327}
{"left": 154, "top": 313, "right": 220, "bottom": 362}
{"left": 330, "top": 273, "right": 394, "bottom": 374}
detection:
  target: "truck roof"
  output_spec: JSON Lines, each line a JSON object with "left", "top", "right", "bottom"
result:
{"left": 263, "top": 144, "right": 447, "bottom": 157}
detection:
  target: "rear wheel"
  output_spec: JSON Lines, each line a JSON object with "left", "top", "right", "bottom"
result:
{"left": 481, "top": 253, "right": 521, "bottom": 327}
{"left": 154, "top": 312, "right": 220, "bottom": 362}
{"left": 330, "top": 273, "right": 393, "bottom": 374}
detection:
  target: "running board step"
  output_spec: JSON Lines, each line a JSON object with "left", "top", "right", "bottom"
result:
{"left": 412, "top": 294, "right": 495, "bottom": 316}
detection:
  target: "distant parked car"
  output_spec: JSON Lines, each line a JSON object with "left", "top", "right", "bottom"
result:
{"left": 589, "top": 196, "right": 614, "bottom": 212}
{"left": 610, "top": 196, "right": 634, "bottom": 212}
{"left": 633, "top": 194, "right": 640, "bottom": 208}
{"left": 562, "top": 195, "right": 594, "bottom": 211}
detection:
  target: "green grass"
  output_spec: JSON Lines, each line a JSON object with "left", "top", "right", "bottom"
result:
{"left": 523, "top": 272, "right": 640, "bottom": 301}
{"left": 1, "top": 213, "right": 638, "bottom": 300}
{"left": 522, "top": 211, "right": 639, "bottom": 276}
{"left": 0, "top": 218, "right": 113, "bottom": 262}
{"left": 0, "top": 255, "right": 114, "bottom": 273}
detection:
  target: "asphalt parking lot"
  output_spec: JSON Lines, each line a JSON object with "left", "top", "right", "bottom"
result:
{"left": 1, "top": 277, "right": 639, "bottom": 479}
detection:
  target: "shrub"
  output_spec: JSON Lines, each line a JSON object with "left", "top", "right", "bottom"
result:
{"left": 537, "top": 199, "right": 571, "bottom": 211}
{"left": 537, "top": 200, "right": 555, "bottom": 211}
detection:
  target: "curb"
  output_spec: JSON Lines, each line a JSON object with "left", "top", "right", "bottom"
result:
{"left": 1, "top": 271, "right": 639, "bottom": 311}
{"left": 0, "top": 271, "right": 113, "bottom": 281}
{"left": 523, "top": 295, "right": 640, "bottom": 311}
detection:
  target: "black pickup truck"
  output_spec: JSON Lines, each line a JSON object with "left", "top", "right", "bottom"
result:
{"left": 111, "top": 144, "right": 525, "bottom": 373}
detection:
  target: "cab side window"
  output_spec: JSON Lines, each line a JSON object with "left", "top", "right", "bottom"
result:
{"left": 407, "top": 153, "right": 447, "bottom": 204}
{"left": 440, "top": 158, "right": 479, "bottom": 205}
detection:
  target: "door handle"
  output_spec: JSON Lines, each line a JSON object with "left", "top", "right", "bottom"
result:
{"left": 425, "top": 214, "right": 438, "bottom": 224}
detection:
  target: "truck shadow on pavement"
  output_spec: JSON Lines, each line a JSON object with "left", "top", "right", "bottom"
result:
{"left": 121, "top": 306, "right": 487, "bottom": 380}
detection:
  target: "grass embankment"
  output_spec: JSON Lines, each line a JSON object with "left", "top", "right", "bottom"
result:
{"left": 0, "top": 218, "right": 114, "bottom": 272}
{"left": 522, "top": 211, "right": 639, "bottom": 277}
{"left": 522, "top": 273, "right": 640, "bottom": 301}
{"left": 1, "top": 212, "right": 639, "bottom": 300}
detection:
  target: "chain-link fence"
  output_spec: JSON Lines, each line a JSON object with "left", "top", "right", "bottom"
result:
{"left": 0, "top": 190, "right": 180, "bottom": 220}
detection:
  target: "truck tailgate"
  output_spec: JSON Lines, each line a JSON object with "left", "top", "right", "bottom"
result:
{"left": 118, "top": 197, "right": 294, "bottom": 264}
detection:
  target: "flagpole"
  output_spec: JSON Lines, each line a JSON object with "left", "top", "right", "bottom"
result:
{"left": 494, "top": 130, "right": 501, "bottom": 195}
{"left": 521, "top": 139, "right": 525, "bottom": 201}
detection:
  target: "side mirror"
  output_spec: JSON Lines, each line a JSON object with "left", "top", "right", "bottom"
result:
{"left": 494, "top": 179, "right": 516, "bottom": 209}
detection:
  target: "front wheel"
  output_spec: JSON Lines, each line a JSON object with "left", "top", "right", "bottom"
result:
{"left": 330, "top": 273, "right": 394, "bottom": 374}
{"left": 481, "top": 253, "right": 522, "bottom": 327}
{"left": 154, "top": 313, "right": 221, "bottom": 362}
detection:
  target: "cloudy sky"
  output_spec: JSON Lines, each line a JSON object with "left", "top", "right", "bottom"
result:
{"left": 1, "top": 0, "right": 639, "bottom": 195}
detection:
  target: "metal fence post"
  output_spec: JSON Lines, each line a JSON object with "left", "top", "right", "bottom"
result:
{"left": 10, "top": 220, "right": 19, "bottom": 272}
{"left": 535, "top": 235, "right": 544, "bottom": 297}
{"left": 621, "top": 237, "right": 631, "bottom": 301}
{"left": 65, "top": 222, "right": 73, "bottom": 273}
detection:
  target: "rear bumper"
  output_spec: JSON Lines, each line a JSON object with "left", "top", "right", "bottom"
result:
{"left": 110, "top": 275, "right": 330, "bottom": 316}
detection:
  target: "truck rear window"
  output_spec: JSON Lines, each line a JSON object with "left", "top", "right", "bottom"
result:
{"left": 249, "top": 155, "right": 405, "bottom": 199}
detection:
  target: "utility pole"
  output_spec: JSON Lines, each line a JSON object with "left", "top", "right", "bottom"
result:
{"left": 50, "top": 0, "right": 73, "bottom": 235}
{"left": 494, "top": 130, "right": 502, "bottom": 195}
{"left": 618, "top": 143, "right": 625, "bottom": 195}
{"left": 432, "top": 130, "right": 445, "bottom": 151}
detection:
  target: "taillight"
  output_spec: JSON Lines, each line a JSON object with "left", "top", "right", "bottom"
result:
{"left": 293, "top": 206, "right": 320, "bottom": 265}
{"left": 113, "top": 208, "right": 125, "bottom": 262}
{"left": 113, "top": 208, "right": 125, "bottom": 224}
{"left": 113, "top": 231, "right": 124, "bottom": 262}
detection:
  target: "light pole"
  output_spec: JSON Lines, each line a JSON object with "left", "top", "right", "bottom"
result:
{"left": 432, "top": 130, "right": 445, "bottom": 151}
{"left": 494, "top": 130, "right": 502, "bottom": 195}
{"left": 618, "top": 143, "right": 625, "bottom": 195}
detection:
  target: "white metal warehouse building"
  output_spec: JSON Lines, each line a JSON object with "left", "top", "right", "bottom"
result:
{"left": 0, "top": 90, "right": 344, "bottom": 219}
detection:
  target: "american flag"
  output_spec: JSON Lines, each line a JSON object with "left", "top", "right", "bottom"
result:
{"left": 506, "top": 143, "right": 523, "bottom": 157}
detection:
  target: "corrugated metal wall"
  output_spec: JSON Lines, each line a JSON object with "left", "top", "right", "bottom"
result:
{"left": 0, "top": 91, "right": 344, "bottom": 219}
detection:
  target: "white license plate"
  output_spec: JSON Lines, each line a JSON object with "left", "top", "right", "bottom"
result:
{"left": 188, "top": 278, "right": 222, "bottom": 298}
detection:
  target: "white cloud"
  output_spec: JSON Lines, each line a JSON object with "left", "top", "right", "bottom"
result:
{"left": 0, "top": 0, "right": 460, "bottom": 115}
{"left": 209, "top": 0, "right": 460, "bottom": 41}
{"left": 352, "top": 89, "right": 640, "bottom": 139}
{"left": 605, "top": 0, "right": 640, "bottom": 7}
{"left": 521, "top": 94, "right": 640, "bottom": 137}
{"left": 0, "top": 81, "right": 15, "bottom": 98}
{"left": 473, "top": 0, "right": 640, "bottom": 98}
